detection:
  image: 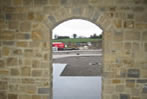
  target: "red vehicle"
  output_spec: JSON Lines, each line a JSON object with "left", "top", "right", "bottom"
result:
{"left": 52, "top": 42, "right": 65, "bottom": 50}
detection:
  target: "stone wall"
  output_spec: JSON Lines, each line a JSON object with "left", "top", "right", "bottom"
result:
{"left": 0, "top": 0, "right": 147, "bottom": 99}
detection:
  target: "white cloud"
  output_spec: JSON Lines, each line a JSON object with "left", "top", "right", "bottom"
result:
{"left": 52, "top": 19, "right": 103, "bottom": 39}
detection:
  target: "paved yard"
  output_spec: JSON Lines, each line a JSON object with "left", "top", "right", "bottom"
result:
{"left": 53, "top": 56, "right": 102, "bottom": 76}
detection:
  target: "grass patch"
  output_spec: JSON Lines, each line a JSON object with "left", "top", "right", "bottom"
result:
{"left": 52, "top": 38, "right": 101, "bottom": 43}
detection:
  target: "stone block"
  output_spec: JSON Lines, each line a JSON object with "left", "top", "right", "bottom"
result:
{"left": 24, "top": 49, "right": 33, "bottom": 57}
{"left": 29, "top": 41, "right": 41, "bottom": 48}
{"left": 0, "top": 70, "right": 9, "bottom": 75}
{"left": 61, "top": 0, "right": 88, "bottom": 6}
{"left": 124, "top": 31, "right": 140, "bottom": 40}
{"left": 42, "top": 70, "right": 49, "bottom": 77}
{"left": 143, "top": 32, "right": 147, "bottom": 41}
{"left": 114, "top": 19, "right": 122, "bottom": 28}
{"left": 124, "top": 42, "right": 131, "bottom": 50}
{"left": 6, "top": 13, "right": 25, "bottom": 21}
{"left": 0, "top": 81, "right": 8, "bottom": 90}
{"left": 3, "top": 41, "right": 15, "bottom": 46}
{"left": 48, "top": 0, "right": 60, "bottom": 5}
{"left": 13, "top": 49, "right": 22, "bottom": 55}
{"left": 35, "top": 52, "right": 42, "bottom": 58}
{"left": 8, "top": 21, "right": 19, "bottom": 29}
{"left": 35, "top": 13, "right": 44, "bottom": 22}
{"left": 20, "top": 22, "right": 31, "bottom": 32}
{"left": 19, "top": 95, "right": 32, "bottom": 99}
{"left": 32, "top": 60, "right": 40, "bottom": 68}
{"left": 135, "top": 13, "right": 147, "bottom": 22}
{"left": 9, "top": 84, "right": 18, "bottom": 92}
{"left": 124, "top": 21, "right": 134, "bottom": 29}
{"left": 0, "top": 92, "right": 7, "bottom": 99}
{"left": 23, "top": 0, "right": 33, "bottom": 6}
{"left": 0, "top": 60, "right": 5, "bottom": 68}
{"left": 22, "top": 78, "right": 34, "bottom": 84}
{"left": 112, "top": 79, "right": 121, "bottom": 84}
{"left": 0, "top": 31, "right": 15, "bottom": 40}
{"left": 128, "top": 69, "right": 140, "bottom": 78}
{"left": 7, "top": 57, "right": 18, "bottom": 66}
{"left": 16, "top": 42, "right": 28, "bottom": 47}
{"left": 133, "top": 6, "right": 144, "bottom": 12}
{"left": 120, "top": 94, "right": 129, "bottom": 99}
{"left": 19, "top": 85, "right": 36, "bottom": 94}
{"left": 10, "top": 68, "right": 20, "bottom": 76}
{"left": 2, "top": 47, "right": 10, "bottom": 56}
{"left": 104, "top": 85, "right": 115, "bottom": 94}
{"left": 24, "top": 59, "right": 32, "bottom": 65}
{"left": 38, "top": 88, "right": 49, "bottom": 94}
{"left": 126, "top": 80, "right": 135, "bottom": 88}
{"left": 132, "top": 97, "right": 140, "bottom": 99}
{"left": 41, "top": 62, "right": 49, "bottom": 68}
{"left": 137, "top": 79, "right": 147, "bottom": 83}
{"left": 42, "top": 96, "right": 49, "bottom": 99}
{"left": 28, "top": 12, "right": 34, "bottom": 20}
{"left": 141, "top": 94, "right": 147, "bottom": 99}
{"left": 32, "top": 95, "right": 41, "bottom": 99}
{"left": 12, "top": 0, "right": 23, "bottom": 6}
{"left": 32, "top": 70, "right": 42, "bottom": 77}
{"left": 48, "top": 16, "right": 56, "bottom": 24}
{"left": 8, "top": 94, "right": 17, "bottom": 99}
{"left": 13, "top": 13, "right": 26, "bottom": 21}
{"left": 72, "top": 0, "right": 88, "bottom": 6}
{"left": 92, "top": 11, "right": 100, "bottom": 22}
{"left": 143, "top": 85, "right": 147, "bottom": 93}
{"left": 144, "top": 43, "right": 147, "bottom": 52}
{"left": 16, "top": 33, "right": 30, "bottom": 40}
{"left": 136, "top": 23, "right": 147, "bottom": 29}
{"left": 60, "top": 0, "right": 67, "bottom": 5}
{"left": 127, "top": 13, "right": 134, "bottom": 19}
{"left": 132, "top": 42, "right": 140, "bottom": 52}
{"left": 113, "top": 32, "right": 123, "bottom": 41}
{"left": 34, "top": 0, "right": 48, "bottom": 6}
{"left": 21, "top": 67, "right": 31, "bottom": 76}
{"left": 32, "top": 31, "right": 43, "bottom": 40}
{"left": 72, "top": 8, "right": 82, "bottom": 16}
{"left": 142, "top": 70, "right": 147, "bottom": 78}
{"left": 116, "top": 85, "right": 124, "bottom": 92}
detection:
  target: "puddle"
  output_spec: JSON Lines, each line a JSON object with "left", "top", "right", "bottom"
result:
{"left": 53, "top": 64, "right": 102, "bottom": 99}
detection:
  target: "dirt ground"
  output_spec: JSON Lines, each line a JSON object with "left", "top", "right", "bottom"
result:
{"left": 53, "top": 56, "right": 102, "bottom": 76}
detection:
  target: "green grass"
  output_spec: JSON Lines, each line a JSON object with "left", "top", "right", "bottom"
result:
{"left": 52, "top": 38, "right": 101, "bottom": 43}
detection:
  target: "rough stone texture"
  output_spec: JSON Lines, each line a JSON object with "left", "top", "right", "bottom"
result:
{"left": 7, "top": 57, "right": 18, "bottom": 66}
{"left": 120, "top": 94, "right": 129, "bottom": 99}
{"left": 0, "top": 0, "right": 146, "bottom": 99}
{"left": 38, "top": 88, "right": 49, "bottom": 94}
{"left": 0, "top": 92, "right": 7, "bottom": 99}
{"left": 143, "top": 85, "right": 147, "bottom": 93}
{"left": 128, "top": 69, "right": 140, "bottom": 78}
{"left": 8, "top": 94, "right": 18, "bottom": 99}
{"left": 0, "top": 81, "right": 8, "bottom": 90}
{"left": 21, "top": 67, "right": 31, "bottom": 76}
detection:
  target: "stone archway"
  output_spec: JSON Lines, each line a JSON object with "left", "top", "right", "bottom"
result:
{"left": 42, "top": 8, "right": 113, "bottom": 98}
{"left": 1, "top": 1, "right": 145, "bottom": 99}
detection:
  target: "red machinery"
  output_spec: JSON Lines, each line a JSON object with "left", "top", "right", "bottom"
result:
{"left": 52, "top": 42, "right": 65, "bottom": 50}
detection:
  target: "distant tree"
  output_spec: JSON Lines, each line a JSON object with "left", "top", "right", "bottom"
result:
{"left": 90, "top": 33, "right": 99, "bottom": 38}
{"left": 90, "top": 33, "right": 102, "bottom": 39}
{"left": 57, "top": 36, "right": 70, "bottom": 39}
{"left": 54, "top": 34, "right": 58, "bottom": 39}
{"left": 73, "top": 34, "right": 77, "bottom": 38}
{"left": 98, "top": 34, "right": 102, "bottom": 39}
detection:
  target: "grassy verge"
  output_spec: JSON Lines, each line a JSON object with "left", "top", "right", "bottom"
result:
{"left": 52, "top": 38, "right": 102, "bottom": 43}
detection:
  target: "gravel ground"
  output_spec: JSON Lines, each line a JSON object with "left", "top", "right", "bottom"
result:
{"left": 53, "top": 56, "right": 102, "bottom": 76}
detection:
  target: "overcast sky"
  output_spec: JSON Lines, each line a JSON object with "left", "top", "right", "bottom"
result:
{"left": 52, "top": 19, "right": 103, "bottom": 39}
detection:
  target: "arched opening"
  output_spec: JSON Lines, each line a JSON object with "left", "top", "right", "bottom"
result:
{"left": 52, "top": 19, "right": 103, "bottom": 99}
